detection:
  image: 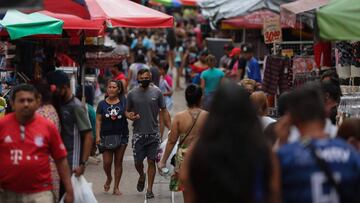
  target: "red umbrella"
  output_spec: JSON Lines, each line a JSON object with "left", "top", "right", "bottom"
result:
{"left": 40, "top": 0, "right": 103, "bottom": 31}
{"left": 84, "top": 0, "right": 174, "bottom": 28}
{"left": 222, "top": 10, "right": 302, "bottom": 29}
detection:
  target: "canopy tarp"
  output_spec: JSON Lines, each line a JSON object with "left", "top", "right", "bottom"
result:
{"left": 199, "top": 0, "right": 313, "bottom": 28}
{"left": 0, "top": 10, "right": 63, "bottom": 40}
{"left": 317, "top": 0, "right": 360, "bottom": 40}
{"left": 84, "top": 0, "right": 174, "bottom": 28}
{"left": 281, "top": 0, "right": 329, "bottom": 14}
{"left": 221, "top": 10, "right": 302, "bottom": 29}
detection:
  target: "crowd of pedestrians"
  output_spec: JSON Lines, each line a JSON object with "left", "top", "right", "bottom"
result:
{"left": 2, "top": 8, "right": 360, "bottom": 203}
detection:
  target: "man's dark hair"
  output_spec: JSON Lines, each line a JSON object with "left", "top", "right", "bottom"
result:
{"left": 11, "top": 83, "right": 39, "bottom": 101}
{"left": 137, "top": 68, "right": 150, "bottom": 76}
{"left": 321, "top": 79, "right": 342, "bottom": 103}
{"left": 31, "top": 80, "right": 51, "bottom": 105}
{"left": 185, "top": 84, "right": 202, "bottom": 108}
{"left": 135, "top": 54, "right": 146, "bottom": 63}
{"left": 159, "top": 61, "right": 169, "bottom": 73}
{"left": 288, "top": 82, "right": 326, "bottom": 124}
{"left": 151, "top": 56, "right": 160, "bottom": 67}
{"left": 241, "top": 43, "right": 254, "bottom": 53}
{"left": 277, "top": 91, "right": 293, "bottom": 117}
{"left": 47, "top": 70, "right": 70, "bottom": 88}
{"left": 114, "top": 62, "right": 124, "bottom": 72}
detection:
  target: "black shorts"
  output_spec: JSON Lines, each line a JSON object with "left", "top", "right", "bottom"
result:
{"left": 98, "top": 135, "right": 129, "bottom": 153}
{"left": 132, "top": 133, "right": 160, "bottom": 163}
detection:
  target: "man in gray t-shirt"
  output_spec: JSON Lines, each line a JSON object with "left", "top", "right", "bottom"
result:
{"left": 126, "top": 68, "right": 171, "bottom": 199}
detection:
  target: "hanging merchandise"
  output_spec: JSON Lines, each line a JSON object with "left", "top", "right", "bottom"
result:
{"left": 293, "top": 72, "right": 319, "bottom": 88}
{"left": 292, "top": 55, "right": 317, "bottom": 74}
{"left": 313, "top": 41, "right": 332, "bottom": 68}
{"left": 336, "top": 41, "right": 360, "bottom": 85}
{"left": 262, "top": 56, "right": 292, "bottom": 95}
{"left": 336, "top": 42, "right": 353, "bottom": 67}
{"left": 337, "top": 93, "right": 360, "bottom": 125}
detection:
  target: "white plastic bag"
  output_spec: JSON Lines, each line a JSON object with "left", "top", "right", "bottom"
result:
{"left": 158, "top": 138, "right": 178, "bottom": 173}
{"left": 60, "top": 175, "right": 97, "bottom": 203}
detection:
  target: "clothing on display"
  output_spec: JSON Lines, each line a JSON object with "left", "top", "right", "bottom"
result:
{"left": 337, "top": 93, "right": 360, "bottom": 125}
{"left": 314, "top": 42, "right": 332, "bottom": 68}
{"left": 336, "top": 42, "right": 353, "bottom": 66}
{"left": 293, "top": 72, "right": 319, "bottom": 88}
{"left": 262, "top": 56, "right": 292, "bottom": 95}
{"left": 292, "top": 56, "right": 317, "bottom": 74}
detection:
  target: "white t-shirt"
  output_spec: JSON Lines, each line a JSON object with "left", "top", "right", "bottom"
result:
{"left": 288, "top": 119, "right": 338, "bottom": 143}
{"left": 260, "top": 116, "right": 276, "bottom": 130}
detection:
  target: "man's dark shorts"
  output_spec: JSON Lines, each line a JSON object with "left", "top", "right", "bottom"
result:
{"left": 132, "top": 133, "right": 160, "bottom": 163}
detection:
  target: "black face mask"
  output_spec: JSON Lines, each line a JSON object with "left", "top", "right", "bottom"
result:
{"left": 138, "top": 79, "right": 151, "bottom": 88}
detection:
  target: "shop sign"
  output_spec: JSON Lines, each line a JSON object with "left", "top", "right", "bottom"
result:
{"left": 263, "top": 16, "right": 282, "bottom": 44}
{"left": 282, "top": 49, "right": 294, "bottom": 57}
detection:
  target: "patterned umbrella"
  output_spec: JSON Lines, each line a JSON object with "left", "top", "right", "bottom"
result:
{"left": 151, "top": 0, "right": 197, "bottom": 7}
{"left": 151, "top": 0, "right": 182, "bottom": 7}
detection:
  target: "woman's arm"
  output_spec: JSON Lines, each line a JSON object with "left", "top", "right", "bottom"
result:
{"left": 95, "top": 114, "right": 102, "bottom": 145}
{"left": 200, "top": 78, "right": 205, "bottom": 90}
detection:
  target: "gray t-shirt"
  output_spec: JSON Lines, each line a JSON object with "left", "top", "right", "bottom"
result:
{"left": 127, "top": 85, "right": 165, "bottom": 134}
{"left": 59, "top": 97, "right": 92, "bottom": 169}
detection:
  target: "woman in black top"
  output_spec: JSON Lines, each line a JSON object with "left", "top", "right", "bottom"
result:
{"left": 96, "top": 80, "right": 129, "bottom": 195}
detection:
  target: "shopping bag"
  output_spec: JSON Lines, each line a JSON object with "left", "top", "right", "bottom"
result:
{"left": 157, "top": 138, "right": 178, "bottom": 174}
{"left": 60, "top": 175, "right": 97, "bottom": 203}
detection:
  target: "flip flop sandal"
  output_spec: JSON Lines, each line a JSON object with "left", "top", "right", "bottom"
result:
{"left": 137, "top": 174, "right": 146, "bottom": 192}
{"left": 146, "top": 191, "right": 154, "bottom": 199}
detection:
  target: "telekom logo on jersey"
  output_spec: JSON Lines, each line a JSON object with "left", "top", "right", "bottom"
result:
{"left": 10, "top": 149, "right": 23, "bottom": 165}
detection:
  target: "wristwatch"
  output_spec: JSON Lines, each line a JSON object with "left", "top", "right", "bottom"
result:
{"left": 80, "top": 160, "right": 88, "bottom": 166}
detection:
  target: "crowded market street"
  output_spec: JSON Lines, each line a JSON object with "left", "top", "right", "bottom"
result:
{"left": 1, "top": 0, "right": 360, "bottom": 203}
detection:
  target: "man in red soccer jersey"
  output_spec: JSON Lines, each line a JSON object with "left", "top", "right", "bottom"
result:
{"left": 0, "top": 84, "right": 74, "bottom": 203}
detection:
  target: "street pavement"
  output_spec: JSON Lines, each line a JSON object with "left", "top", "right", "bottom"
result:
{"left": 86, "top": 79, "right": 187, "bottom": 203}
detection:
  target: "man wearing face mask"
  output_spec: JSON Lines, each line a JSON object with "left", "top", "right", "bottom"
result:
{"left": 126, "top": 68, "right": 171, "bottom": 199}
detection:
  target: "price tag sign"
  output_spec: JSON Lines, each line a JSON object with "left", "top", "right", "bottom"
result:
{"left": 263, "top": 16, "right": 282, "bottom": 44}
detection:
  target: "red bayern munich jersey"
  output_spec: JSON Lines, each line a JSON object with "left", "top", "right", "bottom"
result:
{"left": 0, "top": 113, "right": 67, "bottom": 193}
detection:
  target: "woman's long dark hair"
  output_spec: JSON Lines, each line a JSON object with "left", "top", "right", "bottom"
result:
{"left": 189, "top": 81, "right": 272, "bottom": 203}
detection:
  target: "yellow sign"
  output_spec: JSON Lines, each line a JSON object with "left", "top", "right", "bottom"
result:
{"left": 282, "top": 49, "right": 294, "bottom": 57}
